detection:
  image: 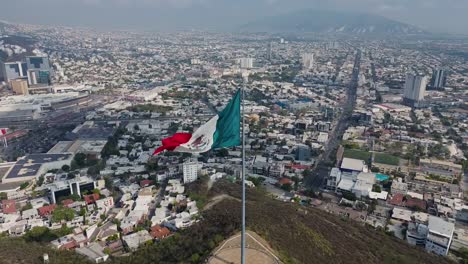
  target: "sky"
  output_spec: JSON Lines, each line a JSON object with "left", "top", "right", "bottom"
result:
{"left": 1, "top": 0, "right": 468, "bottom": 34}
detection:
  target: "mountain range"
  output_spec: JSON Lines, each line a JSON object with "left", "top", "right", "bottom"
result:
{"left": 0, "top": 9, "right": 425, "bottom": 35}
{"left": 240, "top": 9, "right": 425, "bottom": 35}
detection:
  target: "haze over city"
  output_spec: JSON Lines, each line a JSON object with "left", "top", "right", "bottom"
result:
{"left": 2, "top": 0, "right": 468, "bottom": 34}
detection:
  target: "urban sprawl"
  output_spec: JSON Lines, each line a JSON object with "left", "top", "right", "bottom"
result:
{"left": 0, "top": 23, "right": 467, "bottom": 263}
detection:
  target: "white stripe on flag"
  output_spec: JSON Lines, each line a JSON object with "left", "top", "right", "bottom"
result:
{"left": 174, "top": 115, "right": 218, "bottom": 153}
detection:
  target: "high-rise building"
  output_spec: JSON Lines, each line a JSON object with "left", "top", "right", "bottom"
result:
{"left": 27, "top": 70, "right": 51, "bottom": 86}
{"left": 302, "top": 53, "right": 314, "bottom": 70}
{"left": 267, "top": 42, "right": 273, "bottom": 60}
{"left": 326, "top": 41, "right": 340, "bottom": 50}
{"left": 403, "top": 74, "right": 428, "bottom": 107}
{"left": 26, "top": 56, "right": 51, "bottom": 71}
{"left": 183, "top": 160, "right": 202, "bottom": 184}
{"left": 430, "top": 68, "right": 447, "bottom": 89}
{"left": 239, "top": 58, "right": 253, "bottom": 69}
{"left": 10, "top": 79, "right": 29, "bottom": 95}
{"left": 26, "top": 56, "right": 52, "bottom": 86}
{"left": 2, "top": 61, "right": 27, "bottom": 82}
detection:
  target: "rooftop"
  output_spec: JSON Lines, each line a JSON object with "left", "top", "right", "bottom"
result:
{"left": 428, "top": 216, "right": 455, "bottom": 237}
{"left": 340, "top": 158, "right": 366, "bottom": 172}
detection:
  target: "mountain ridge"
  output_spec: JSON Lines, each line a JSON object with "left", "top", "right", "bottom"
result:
{"left": 240, "top": 9, "right": 426, "bottom": 35}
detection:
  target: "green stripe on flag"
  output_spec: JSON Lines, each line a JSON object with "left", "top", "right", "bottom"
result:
{"left": 212, "top": 89, "right": 241, "bottom": 149}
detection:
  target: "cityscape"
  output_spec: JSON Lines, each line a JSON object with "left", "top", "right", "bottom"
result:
{"left": 0, "top": 2, "right": 467, "bottom": 264}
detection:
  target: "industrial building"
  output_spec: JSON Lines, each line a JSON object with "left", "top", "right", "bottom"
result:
{"left": 1, "top": 153, "right": 73, "bottom": 183}
{"left": 0, "top": 92, "right": 91, "bottom": 122}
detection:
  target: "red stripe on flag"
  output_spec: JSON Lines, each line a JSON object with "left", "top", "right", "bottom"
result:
{"left": 153, "top": 133, "right": 192, "bottom": 155}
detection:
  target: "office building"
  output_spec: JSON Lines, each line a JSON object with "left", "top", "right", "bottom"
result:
{"left": 295, "top": 144, "right": 311, "bottom": 161}
{"left": 239, "top": 58, "right": 253, "bottom": 69}
{"left": 326, "top": 41, "right": 340, "bottom": 50}
{"left": 267, "top": 42, "right": 273, "bottom": 60}
{"left": 26, "top": 56, "right": 51, "bottom": 71}
{"left": 425, "top": 216, "right": 455, "bottom": 256}
{"left": 27, "top": 70, "right": 51, "bottom": 86}
{"left": 46, "top": 176, "right": 97, "bottom": 204}
{"left": 182, "top": 160, "right": 202, "bottom": 184}
{"left": 302, "top": 53, "right": 314, "bottom": 70}
{"left": 403, "top": 74, "right": 428, "bottom": 107}
{"left": 2, "top": 61, "right": 27, "bottom": 82}
{"left": 10, "top": 79, "right": 29, "bottom": 95}
{"left": 26, "top": 56, "right": 52, "bottom": 86}
{"left": 431, "top": 68, "right": 447, "bottom": 89}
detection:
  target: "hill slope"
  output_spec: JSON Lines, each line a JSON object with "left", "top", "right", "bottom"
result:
{"left": 241, "top": 9, "right": 424, "bottom": 35}
{"left": 0, "top": 180, "right": 455, "bottom": 264}
{"left": 116, "top": 180, "right": 453, "bottom": 264}
{"left": 0, "top": 238, "right": 91, "bottom": 264}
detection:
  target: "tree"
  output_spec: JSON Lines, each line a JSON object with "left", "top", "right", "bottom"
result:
{"left": 145, "top": 159, "right": 159, "bottom": 172}
{"left": 190, "top": 253, "right": 200, "bottom": 263}
{"left": 79, "top": 207, "right": 86, "bottom": 216}
{"left": 87, "top": 165, "right": 100, "bottom": 176}
{"left": 302, "top": 169, "right": 312, "bottom": 178}
{"left": 0, "top": 192, "right": 7, "bottom": 201}
{"left": 106, "top": 234, "right": 119, "bottom": 242}
{"left": 37, "top": 176, "right": 44, "bottom": 186}
{"left": 291, "top": 176, "right": 300, "bottom": 191}
{"left": 372, "top": 185, "right": 382, "bottom": 193}
{"left": 61, "top": 165, "right": 70, "bottom": 172}
{"left": 462, "top": 160, "right": 468, "bottom": 173}
{"left": 458, "top": 247, "right": 468, "bottom": 264}
{"left": 21, "top": 203, "right": 33, "bottom": 212}
{"left": 24, "top": 226, "right": 56, "bottom": 242}
{"left": 342, "top": 192, "right": 357, "bottom": 201}
{"left": 247, "top": 176, "right": 265, "bottom": 187}
{"left": 52, "top": 206, "right": 75, "bottom": 223}
{"left": 73, "top": 153, "right": 87, "bottom": 168}
{"left": 67, "top": 172, "right": 76, "bottom": 179}
{"left": 20, "top": 182, "right": 29, "bottom": 190}
{"left": 217, "top": 148, "right": 229, "bottom": 157}
{"left": 280, "top": 183, "right": 292, "bottom": 192}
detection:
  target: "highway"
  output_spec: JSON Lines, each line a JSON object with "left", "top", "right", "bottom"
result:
{"left": 304, "top": 49, "right": 361, "bottom": 190}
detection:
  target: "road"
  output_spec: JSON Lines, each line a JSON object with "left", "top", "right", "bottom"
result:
{"left": 304, "top": 49, "right": 361, "bottom": 190}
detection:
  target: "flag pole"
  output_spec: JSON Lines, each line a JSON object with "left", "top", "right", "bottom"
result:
{"left": 241, "top": 85, "right": 246, "bottom": 264}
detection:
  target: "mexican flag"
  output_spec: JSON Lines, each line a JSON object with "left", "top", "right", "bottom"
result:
{"left": 153, "top": 90, "right": 241, "bottom": 155}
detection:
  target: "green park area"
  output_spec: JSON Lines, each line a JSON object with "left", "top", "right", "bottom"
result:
{"left": 343, "top": 149, "right": 371, "bottom": 161}
{"left": 374, "top": 153, "right": 400, "bottom": 166}
{"left": 343, "top": 149, "right": 400, "bottom": 166}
